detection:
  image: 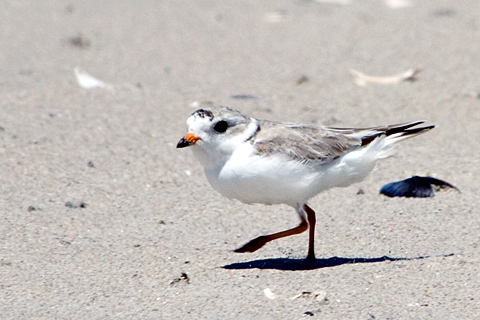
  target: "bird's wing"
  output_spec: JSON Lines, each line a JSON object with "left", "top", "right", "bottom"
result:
{"left": 252, "top": 120, "right": 432, "bottom": 164}
{"left": 252, "top": 120, "right": 361, "bottom": 164}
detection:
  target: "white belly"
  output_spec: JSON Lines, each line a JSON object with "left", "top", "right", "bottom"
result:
{"left": 203, "top": 142, "right": 380, "bottom": 207}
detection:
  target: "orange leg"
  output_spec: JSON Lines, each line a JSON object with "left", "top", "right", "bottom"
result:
{"left": 304, "top": 204, "right": 316, "bottom": 260}
{"left": 235, "top": 204, "right": 317, "bottom": 260}
{"left": 234, "top": 219, "right": 308, "bottom": 254}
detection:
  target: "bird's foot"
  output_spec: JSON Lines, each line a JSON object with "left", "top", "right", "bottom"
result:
{"left": 234, "top": 236, "right": 268, "bottom": 253}
{"left": 306, "top": 253, "right": 316, "bottom": 261}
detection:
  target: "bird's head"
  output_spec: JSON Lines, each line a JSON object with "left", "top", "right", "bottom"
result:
{"left": 177, "top": 106, "right": 259, "bottom": 169}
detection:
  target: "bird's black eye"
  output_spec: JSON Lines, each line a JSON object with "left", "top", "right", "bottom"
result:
{"left": 213, "top": 120, "right": 229, "bottom": 133}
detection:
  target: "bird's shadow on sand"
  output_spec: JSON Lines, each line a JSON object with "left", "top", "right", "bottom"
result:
{"left": 222, "top": 254, "right": 453, "bottom": 271}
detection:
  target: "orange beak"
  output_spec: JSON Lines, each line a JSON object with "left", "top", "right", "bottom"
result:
{"left": 177, "top": 133, "right": 201, "bottom": 148}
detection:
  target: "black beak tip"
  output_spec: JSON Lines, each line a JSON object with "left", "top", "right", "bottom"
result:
{"left": 176, "top": 137, "right": 190, "bottom": 148}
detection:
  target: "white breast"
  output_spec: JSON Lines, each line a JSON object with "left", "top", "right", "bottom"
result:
{"left": 203, "top": 143, "right": 321, "bottom": 206}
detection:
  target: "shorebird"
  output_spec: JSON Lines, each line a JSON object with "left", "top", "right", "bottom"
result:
{"left": 177, "top": 106, "right": 433, "bottom": 259}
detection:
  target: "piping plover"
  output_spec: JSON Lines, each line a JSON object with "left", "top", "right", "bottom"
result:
{"left": 177, "top": 106, "right": 434, "bottom": 260}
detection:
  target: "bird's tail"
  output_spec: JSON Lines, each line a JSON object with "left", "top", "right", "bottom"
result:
{"left": 329, "top": 121, "right": 434, "bottom": 159}
{"left": 379, "top": 121, "right": 435, "bottom": 145}
{"left": 357, "top": 121, "right": 433, "bottom": 146}
{"left": 368, "top": 121, "right": 434, "bottom": 159}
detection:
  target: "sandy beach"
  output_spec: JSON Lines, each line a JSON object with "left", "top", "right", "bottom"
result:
{"left": 1, "top": 0, "right": 479, "bottom": 318}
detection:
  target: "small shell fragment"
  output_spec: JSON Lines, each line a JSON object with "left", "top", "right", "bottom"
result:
{"left": 384, "top": 0, "right": 413, "bottom": 9}
{"left": 74, "top": 67, "right": 111, "bottom": 89}
{"left": 291, "top": 290, "right": 327, "bottom": 301}
{"left": 350, "top": 68, "right": 421, "bottom": 86}
{"left": 314, "top": 290, "right": 328, "bottom": 303}
{"left": 291, "top": 291, "right": 312, "bottom": 299}
{"left": 264, "top": 288, "right": 279, "bottom": 299}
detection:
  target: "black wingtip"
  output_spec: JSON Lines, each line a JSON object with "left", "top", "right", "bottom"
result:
{"left": 402, "top": 125, "right": 435, "bottom": 136}
{"left": 361, "top": 123, "right": 435, "bottom": 146}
